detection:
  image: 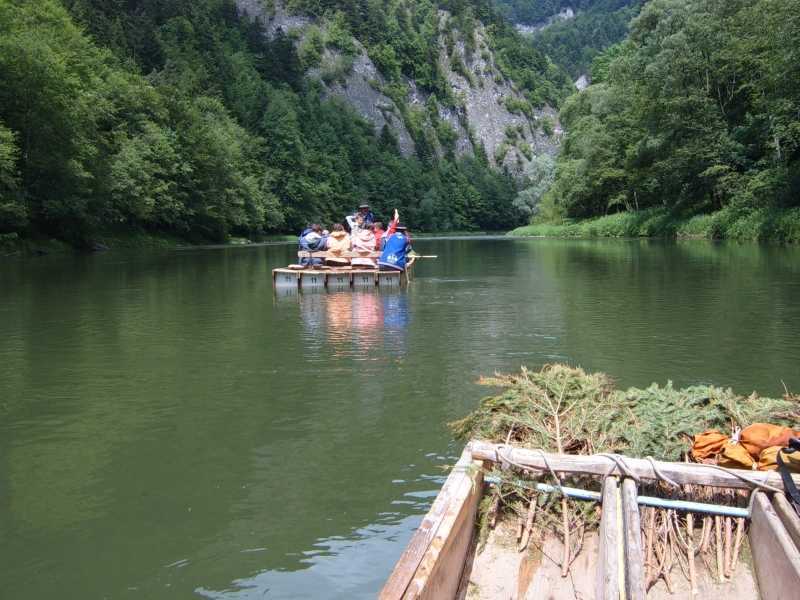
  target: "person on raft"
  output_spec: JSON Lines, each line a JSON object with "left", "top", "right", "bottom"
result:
{"left": 378, "top": 222, "right": 412, "bottom": 272}
{"left": 346, "top": 203, "right": 375, "bottom": 232}
{"left": 298, "top": 224, "right": 326, "bottom": 267}
{"left": 325, "top": 223, "right": 351, "bottom": 267}
{"left": 372, "top": 221, "right": 385, "bottom": 250}
{"left": 351, "top": 223, "right": 377, "bottom": 269}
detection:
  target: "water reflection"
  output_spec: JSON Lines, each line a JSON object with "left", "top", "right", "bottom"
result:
{"left": 288, "top": 290, "right": 410, "bottom": 359}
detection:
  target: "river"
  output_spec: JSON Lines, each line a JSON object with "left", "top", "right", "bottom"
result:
{"left": 1, "top": 238, "right": 799, "bottom": 599}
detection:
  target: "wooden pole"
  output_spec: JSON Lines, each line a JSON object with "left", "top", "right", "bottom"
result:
{"left": 596, "top": 477, "right": 621, "bottom": 600}
{"left": 621, "top": 479, "right": 646, "bottom": 600}
{"left": 468, "top": 441, "right": 798, "bottom": 491}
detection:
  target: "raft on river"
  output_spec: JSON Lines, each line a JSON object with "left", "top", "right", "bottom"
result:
{"left": 380, "top": 440, "right": 800, "bottom": 600}
{"left": 273, "top": 250, "right": 420, "bottom": 290}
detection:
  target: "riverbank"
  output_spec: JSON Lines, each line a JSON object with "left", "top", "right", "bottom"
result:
{"left": 0, "top": 231, "right": 298, "bottom": 257}
{"left": 1, "top": 229, "right": 503, "bottom": 257}
{"left": 509, "top": 207, "right": 800, "bottom": 243}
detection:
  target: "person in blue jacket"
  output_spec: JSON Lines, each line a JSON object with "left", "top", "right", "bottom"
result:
{"left": 298, "top": 224, "right": 326, "bottom": 267}
{"left": 378, "top": 224, "right": 412, "bottom": 272}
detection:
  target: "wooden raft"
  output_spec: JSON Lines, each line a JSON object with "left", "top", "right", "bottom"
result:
{"left": 381, "top": 441, "right": 800, "bottom": 600}
{"left": 273, "top": 251, "right": 414, "bottom": 290}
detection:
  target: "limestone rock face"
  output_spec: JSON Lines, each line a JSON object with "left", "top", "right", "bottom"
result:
{"left": 235, "top": 0, "right": 310, "bottom": 38}
{"left": 438, "top": 18, "right": 560, "bottom": 174}
{"left": 310, "top": 48, "right": 417, "bottom": 157}
{"left": 234, "top": 1, "right": 561, "bottom": 173}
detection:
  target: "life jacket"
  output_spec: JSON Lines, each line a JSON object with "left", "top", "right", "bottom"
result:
{"left": 379, "top": 232, "right": 410, "bottom": 271}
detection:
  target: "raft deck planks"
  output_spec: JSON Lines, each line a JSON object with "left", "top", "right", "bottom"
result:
{"left": 273, "top": 250, "right": 414, "bottom": 290}
{"left": 383, "top": 441, "right": 790, "bottom": 600}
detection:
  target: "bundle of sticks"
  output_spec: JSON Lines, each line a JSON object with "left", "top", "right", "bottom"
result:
{"left": 641, "top": 488, "right": 747, "bottom": 594}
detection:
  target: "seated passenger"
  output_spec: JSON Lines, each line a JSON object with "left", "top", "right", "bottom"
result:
{"left": 372, "top": 221, "right": 385, "bottom": 250}
{"left": 299, "top": 224, "right": 325, "bottom": 267}
{"left": 325, "top": 223, "right": 351, "bottom": 267}
{"left": 378, "top": 224, "right": 411, "bottom": 272}
{"left": 351, "top": 224, "right": 377, "bottom": 269}
{"left": 346, "top": 203, "right": 375, "bottom": 232}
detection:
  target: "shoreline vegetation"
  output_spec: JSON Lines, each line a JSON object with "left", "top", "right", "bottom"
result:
{"left": 508, "top": 207, "right": 800, "bottom": 243}
{"left": 0, "top": 229, "right": 508, "bottom": 257}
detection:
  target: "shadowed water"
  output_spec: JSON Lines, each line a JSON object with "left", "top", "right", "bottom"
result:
{"left": 1, "top": 238, "right": 799, "bottom": 599}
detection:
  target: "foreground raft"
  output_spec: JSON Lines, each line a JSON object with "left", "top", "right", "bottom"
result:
{"left": 273, "top": 251, "right": 418, "bottom": 290}
{"left": 380, "top": 441, "right": 800, "bottom": 600}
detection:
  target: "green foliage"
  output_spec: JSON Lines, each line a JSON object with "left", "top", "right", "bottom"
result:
{"left": 509, "top": 206, "right": 800, "bottom": 243}
{"left": 542, "top": 0, "right": 800, "bottom": 234}
{"left": 297, "top": 25, "right": 325, "bottom": 70}
{"left": 452, "top": 364, "right": 798, "bottom": 461}
{"left": 513, "top": 154, "right": 555, "bottom": 218}
{"left": 0, "top": 0, "right": 537, "bottom": 245}
{"left": 503, "top": 97, "right": 533, "bottom": 118}
{"left": 325, "top": 11, "right": 357, "bottom": 55}
{"left": 0, "top": 122, "right": 24, "bottom": 233}
{"left": 539, "top": 116, "right": 555, "bottom": 137}
{"left": 529, "top": 1, "right": 643, "bottom": 79}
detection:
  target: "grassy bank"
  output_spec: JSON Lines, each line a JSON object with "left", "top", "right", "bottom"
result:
{"left": 508, "top": 207, "right": 800, "bottom": 243}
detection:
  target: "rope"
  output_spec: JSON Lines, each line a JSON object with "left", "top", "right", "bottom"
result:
{"left": 701, "top": 463, "right": 783, "bottom": 494}
{"left": 493, "top": 445, "right": 784, "bottom": 494}
{"left": 596, "top": 453, "right": 642, "bottom": 483}
{"left": 496, "top": 445, "right": 567, "bottom": 496}
{"left": 646, "top": 456, "right": 680, "bottom": 489}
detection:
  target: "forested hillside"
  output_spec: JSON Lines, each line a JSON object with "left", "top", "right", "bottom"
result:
{"left": 537, "top": 0, "right": 800, "bottom": 239}
{"left": 495, "top": 0, "right": 642, "bottom": 79}
{"left": 0, "top": 0, "right": 569, "bottom": 248}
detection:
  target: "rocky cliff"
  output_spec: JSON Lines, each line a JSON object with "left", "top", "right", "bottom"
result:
{"left": 234, "top": 0, "right": 560, "bottom": 174}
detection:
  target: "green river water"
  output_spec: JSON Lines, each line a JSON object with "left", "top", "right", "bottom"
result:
{"left": 1, "top": 238, "right": 799, "bottom": 599}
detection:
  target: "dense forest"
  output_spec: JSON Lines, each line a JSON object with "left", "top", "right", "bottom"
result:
{"left": 0, "top": 0, "right": 568, "bottom": 248}
{"left": 531, "top": 0, "right": 800, "bottom": 236}
{"left": 529, "top": 1, "right": 642, "bottom": 78}
{"left": 493, "top": 0, "right": 643, "bottom": 79}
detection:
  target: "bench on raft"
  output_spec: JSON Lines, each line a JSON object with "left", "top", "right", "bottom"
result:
{"left": 272, "top": 251, "right": 417, "bottom": 290}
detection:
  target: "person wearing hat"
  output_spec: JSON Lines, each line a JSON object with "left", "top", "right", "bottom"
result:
{"left": 378, "top": 221, "right": 412, "bottom": 272}
{"left": 346, "top": 203, "right": 375, "bottom": 233}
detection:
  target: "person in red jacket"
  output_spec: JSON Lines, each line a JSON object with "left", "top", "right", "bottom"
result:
{"left": 372, "top": 221, "right": 385, "bottom": 250}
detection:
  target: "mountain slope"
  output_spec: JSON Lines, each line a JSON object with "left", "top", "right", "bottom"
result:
{"left": 0, "top": 0, "right": 572, "bottom": 247}
{"left": 540, "top": 0, "right": 800, "bottom": 229}
{"left": 236, "top": 1, "right": 565, "bottom": 173}
{"left": 495, "top": 0, "right": 643, "bottom": 79}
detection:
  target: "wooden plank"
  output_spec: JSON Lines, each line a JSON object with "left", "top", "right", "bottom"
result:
{"left": 772, "top": 494, "right": 800, "bottom": 551}
{"left": 750, "top": 492, "right": 800, "bottom": 600}
{"left": 469, "top": 441, "right": 800, "bottom": 492}
{"left": 406, "top": 463, "right": 482, "bottom": 600}
{"left": 596, "top": 477, "right": 621, "bottom": 600}
{"left": 621, "top": 479, "right": 646, "bottom": 600}
{"left": 380, "top": 449, "right": 482, "bottom": 600}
